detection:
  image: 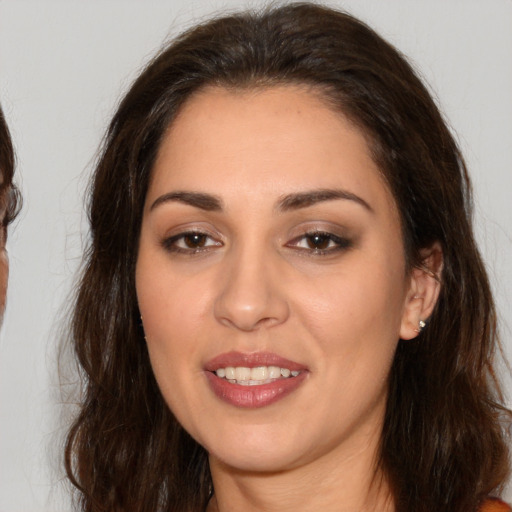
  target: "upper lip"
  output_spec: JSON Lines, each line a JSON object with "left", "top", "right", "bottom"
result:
{"left": 204, "top": 351, "right": 306, "bottom": 372}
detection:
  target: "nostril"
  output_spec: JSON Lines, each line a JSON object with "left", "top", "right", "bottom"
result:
{"left": 213, "top": 252, "right": 290, "bottom": 330}
{"left": 214, "top": 288, "right": 290, "bottom": 331}
{"left": 217, "top": 312, "right": 278, "bottom": 332}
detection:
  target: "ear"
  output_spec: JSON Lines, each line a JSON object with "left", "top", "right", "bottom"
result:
{"left": 400, "top": 242, "right": 443, "bottom": 340}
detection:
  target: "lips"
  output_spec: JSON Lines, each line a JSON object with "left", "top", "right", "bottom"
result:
{"left": 204, "top": 351, "right": 308, "bottom": 408}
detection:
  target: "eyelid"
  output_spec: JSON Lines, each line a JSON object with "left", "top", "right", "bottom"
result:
{"left": 285, "top": 230, "right": 353, "bottom": 255}
{"left": 285, "top": 220, "right": 352, "bottom": 242}
{"left": 161, "top": 227, "right": 223, "bottom": 254}
{"left": 159, "top": 221, "right": 222, "bottom": 241}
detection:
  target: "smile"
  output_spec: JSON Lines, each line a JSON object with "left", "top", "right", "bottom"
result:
{"left": 215, "top": 366, "right": 301, "bottom": 385}
{"left": 204, "top": 352, "right": 307, "bottom": 408}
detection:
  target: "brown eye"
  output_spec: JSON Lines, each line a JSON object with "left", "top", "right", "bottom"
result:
{"left": 162, "top": 231, "right": 222, "bottom": 254}
{"left": 305, "top": 234, "right": 331, "bottom": 250}
{"left": 183, "top": 233, "right": 208, "bottom": 248}
{"left": 287, "top": 231, "right": 352, "bottom": 255}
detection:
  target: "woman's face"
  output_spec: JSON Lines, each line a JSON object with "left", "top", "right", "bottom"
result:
{"left": 136, "top": 85, "right": 419, "bottom": 474}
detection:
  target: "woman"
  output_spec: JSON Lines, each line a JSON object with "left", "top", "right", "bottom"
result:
{"left": 0, "top": 104, "right": 21, "bottom": 323}
{"left": 64, "top": 4, "right": 511, "bottom": 511}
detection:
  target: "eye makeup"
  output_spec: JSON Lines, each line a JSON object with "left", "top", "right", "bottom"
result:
{"left": 286, "top": 230, "right": 353, "bottom": 255}
{"left": 161, "top": 229, "right": 223, "bottom": 254}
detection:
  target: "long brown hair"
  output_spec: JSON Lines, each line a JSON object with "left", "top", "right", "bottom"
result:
{"left": 64, "top": 4, "right": 510, "bottom": 511}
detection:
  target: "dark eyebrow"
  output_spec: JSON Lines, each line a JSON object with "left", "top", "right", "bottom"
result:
{"left": 278, "top": 188, "right": 373, "bottom": 213}
{"left": 150, "top": 191, "right": 223, "bottom": 212}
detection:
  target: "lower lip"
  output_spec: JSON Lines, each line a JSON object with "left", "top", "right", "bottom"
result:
{"left": 205, "top": 371, "right": 307, "bottom": 408}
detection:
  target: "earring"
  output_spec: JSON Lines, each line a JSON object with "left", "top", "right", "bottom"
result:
{"left": 415, "top": 319, "right": 426, "bottom": 333}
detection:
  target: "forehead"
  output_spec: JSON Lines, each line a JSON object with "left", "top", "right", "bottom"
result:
{"left": 149, "top": 85, "right": 397, "bottom": 216}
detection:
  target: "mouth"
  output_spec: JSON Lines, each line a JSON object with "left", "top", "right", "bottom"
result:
{"left": 204, "top": 352, "right": 308, "bottom": 408}
{"left": 214, "top": 365, "right": 301, "bottom": 385}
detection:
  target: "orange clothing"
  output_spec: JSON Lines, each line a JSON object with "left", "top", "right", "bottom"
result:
{"left": 480, "top": 498, "right": 511, "bottom": 512}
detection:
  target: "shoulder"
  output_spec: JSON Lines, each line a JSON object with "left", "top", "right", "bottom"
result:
{"left": 479, "top": 498, "right": 512, "bottom": 512}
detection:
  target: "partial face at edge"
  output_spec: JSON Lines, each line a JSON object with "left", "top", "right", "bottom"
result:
{"left": 0, "top": 179, "right": 9, "bottom": 324}
{"left": 0, "top": 224, "right": 7, "bottom": 324}
{"left": 136, "top": 85, "right": 423, "bottom": 474}
{"left": 0, "top": 111, "right": 12, "bottom": 324}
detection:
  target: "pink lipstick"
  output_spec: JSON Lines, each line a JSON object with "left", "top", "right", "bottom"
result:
{"left": 204, "top": 351, "right": 308, "bottom": 408}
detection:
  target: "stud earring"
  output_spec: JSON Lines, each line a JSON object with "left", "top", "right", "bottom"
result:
{"left": 415, "top": 319, "right": 426, "bottom": 333}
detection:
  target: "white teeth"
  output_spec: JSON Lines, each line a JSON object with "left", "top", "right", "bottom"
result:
{"left": 251, "top": 366, "right": 268, "bottom": 380}
{"left": 239, "top": 379, "right": 273, "bottom": 386}
{"left": 268, "top": 366, "right": 281, "bottom": 379}
{"left": 214, "top": 365, "right": 301, "bottom": 384}
{"left": 235, "top": 367, "right": 251, "bottom": 381}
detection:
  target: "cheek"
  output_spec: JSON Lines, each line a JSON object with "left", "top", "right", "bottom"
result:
{"left": 297, "top": 262, "right": 406, "bottom": 338}
{"left": 135, "top": 254, "right": 214, "bottom": 391}
{"left": 292, "top": 255, "right": 406, "bottom": 394}
{"left": 300, "top": 268, "right": 403, "bottom": 412}
{"left": 138, "top": 265, "right": 213, "bottom": 339}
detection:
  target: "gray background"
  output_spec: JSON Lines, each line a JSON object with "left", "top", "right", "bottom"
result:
{"left": 1, "top": 1, "right": 511, "bottom": 510}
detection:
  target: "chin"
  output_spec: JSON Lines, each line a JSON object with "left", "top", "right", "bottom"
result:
{"left": 210, "top": 447, "right": 300, "bottom": 474}
{"left": 203, "top": 425, "right": 310, "bottom": 474}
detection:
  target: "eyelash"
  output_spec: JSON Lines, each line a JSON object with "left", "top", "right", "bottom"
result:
{"left": 286, "top": 231, "right": 352, "bottom": 255}
{"left": 161, "top": 231, "right": 222, "bottom": 254}
{"left": 162, "top": 229, "right": 352, "bottom": 256}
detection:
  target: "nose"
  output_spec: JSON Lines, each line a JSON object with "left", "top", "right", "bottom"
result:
{"left": 213, "top": 245, "right": 290, "bottom": 331}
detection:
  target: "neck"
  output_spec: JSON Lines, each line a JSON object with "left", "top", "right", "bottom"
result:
{"left": 206, "top": 435, "right": 395, "bottom": 512}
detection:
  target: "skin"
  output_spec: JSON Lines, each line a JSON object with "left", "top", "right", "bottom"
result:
{"left": 136, "top": 85, "right": 440, "bottom": 511}
{"left": 0, "top": 111, "right": 10, "bottom": 324}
